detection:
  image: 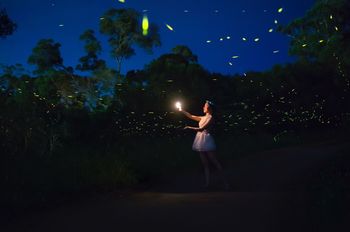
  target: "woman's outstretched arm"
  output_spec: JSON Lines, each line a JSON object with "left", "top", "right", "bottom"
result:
{"left": 181, "top": 110, "right": 202, "bottom": 122}
{"left": 185, "top": 115, "right": 213, "bottom": 131}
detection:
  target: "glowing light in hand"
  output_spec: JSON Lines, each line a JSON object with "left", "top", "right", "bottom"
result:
{"left": 175, "top": 102, "right": 182, "bottom": 111}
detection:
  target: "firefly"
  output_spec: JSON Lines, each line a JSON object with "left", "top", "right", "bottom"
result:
{"left": 142, "top": 15, "right": 149, "bottom": 36}
{"left": 165, "top": 24, "right": 174, "bottom": 31}
{"left": 278, "top": 8, "right": 283, "bottom": 13}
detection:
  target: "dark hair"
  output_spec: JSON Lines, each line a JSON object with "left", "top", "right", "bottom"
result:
{"left": 206, "top": 100, "right": 216, "bottom": 115}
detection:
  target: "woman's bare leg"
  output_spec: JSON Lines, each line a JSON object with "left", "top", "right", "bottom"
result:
{"left": 207, "top": 151, "right": 230, "bottom": 189}
{"left": 199, "top": 152, "right": 210, "bottom": 187}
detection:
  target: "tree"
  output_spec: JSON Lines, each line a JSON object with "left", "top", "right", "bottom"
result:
{"left": 76, "top": 29, "right": 106, "bottom": 71}
{"left": 280, "top": 0, "right": 350, "bottom": 68}
{"left": 99, "top": 8, "right": 161, "bottom": 78}
{"left": 279, "top": 0, "right": 350, "bottom": 107}
{"left": 0, "top": 8, "right": 17, "bottom": 38}
{"left": 28, "top": 39, "right": 72, "bottom": 75}
{"left": 171, "top": 45, "right": 198, "bottom": 63}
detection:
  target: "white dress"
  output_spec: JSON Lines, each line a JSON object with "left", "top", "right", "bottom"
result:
{"left": 192, "top": 114, "right": 216, "bottom": 152}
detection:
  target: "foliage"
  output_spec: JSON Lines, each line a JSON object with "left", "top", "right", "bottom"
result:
{"left": 76, "top": 29, "right": 106, "bottom": 71}
{"left": 27, "top": 39, "right": 71, "bottom": 75}
{"left": 99, "top": 8, "right": 161, "bottom": 76}
{"left": 0, "top": 8, "right": 17, "bottom": 38}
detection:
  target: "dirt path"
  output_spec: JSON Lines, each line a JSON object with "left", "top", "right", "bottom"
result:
{"left": 3, "top": 141, "right": 350, "bottom": 232}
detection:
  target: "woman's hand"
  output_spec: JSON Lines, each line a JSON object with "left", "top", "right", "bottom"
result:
{"left": 184, "top": 126, "right": 201, "bottom": 131}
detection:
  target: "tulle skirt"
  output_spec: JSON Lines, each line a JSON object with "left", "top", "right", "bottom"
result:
{"left": 192, "top": 131, "right": 216, "bottom": 152}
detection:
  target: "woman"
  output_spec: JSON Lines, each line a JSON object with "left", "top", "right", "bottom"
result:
{"left": 181, "top": 100, "right": 229, "bottom": 189}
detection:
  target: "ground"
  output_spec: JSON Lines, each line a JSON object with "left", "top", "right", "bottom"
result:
{"left": 2, "top": 139, "right": 350, "bottom": 232}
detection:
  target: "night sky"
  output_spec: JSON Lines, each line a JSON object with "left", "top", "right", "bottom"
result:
{"left": 1, "top": 0, "right": 315, "bottom": 75}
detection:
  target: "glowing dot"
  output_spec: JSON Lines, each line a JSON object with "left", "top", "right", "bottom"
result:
{"left": 219, "top": 38, "right": 224, "bottom": 41}
{"left": 268, "top": 28, "right": 274, "bottom": 33}
{"left": 319, "top": 39, "right": 324, "bottom": 43}
{"left": 254, "top": 38, "right": 260, "bottom": 42}
{"left": 142, "top": 15, "right": 149, "bottom": 36}
{"left": 302, "top": 44, "right": 307, "bottom": 47}
{"left": 206, "top": 40, "right": 212, "bottom": 43}
{"left": 175, "top": 102, "right": 182, "bottom": 111}
{"left": 118, "top": 0, "right": 125, "bottom": 3}
{"left": 229, "top": 62, "right": 233, "bottom": 66}
{"left": 100, "top": 17, "right": 105, "bottom": 20}
{"left": 232, "top": 56, "right": 239, "bottom": 59}
{"left": 242, "top": 37, "right": 247, "bottom": 41}
{"left": 59, "top": 24, "right": 64, "bottom": 27}
{"left": 273, "top": 50, "right": 280, "bottom": 53}
{"left": 278, "top": 8, "right": 283, "bottom": 13}
{"left": 165, "top": 24, "right": 174, "bottom": 31}
{"left": 335, "top": 26, "right": 339, "bottom": 31}
{"left": 226, "top": 36, "right": 231, "bottom": 39}
{"left": 330, "top": 15, "right": 333, "bottom": 20}
{"left": 274, "top": 20, "right": 278, "bottom": 24}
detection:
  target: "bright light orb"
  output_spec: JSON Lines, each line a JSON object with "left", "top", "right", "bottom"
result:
{"left": 175, "top": 102, "right": 182, "bottom": 111}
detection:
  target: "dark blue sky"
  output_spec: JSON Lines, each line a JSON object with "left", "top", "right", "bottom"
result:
{"left": 1, "top": 0, "right": 315, "bottom": 75}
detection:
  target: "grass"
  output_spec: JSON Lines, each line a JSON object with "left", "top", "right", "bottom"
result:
{"left": 1, "top": 127, "right": 349, "bottom": 225}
